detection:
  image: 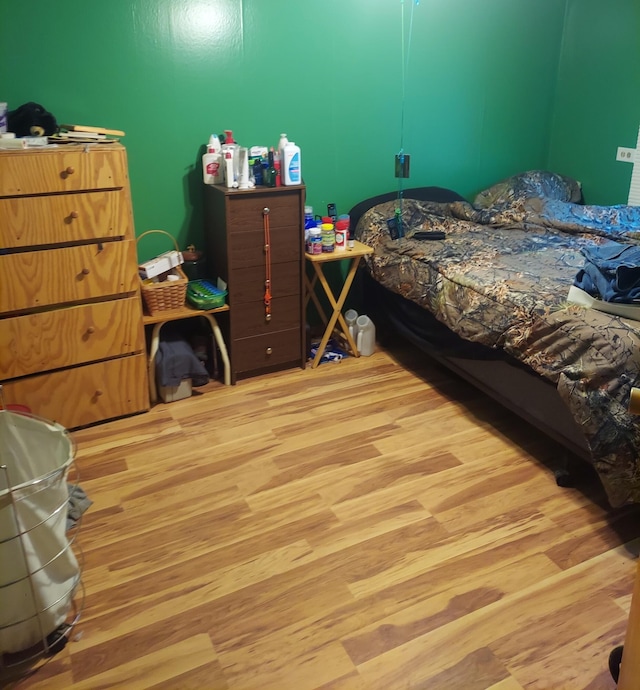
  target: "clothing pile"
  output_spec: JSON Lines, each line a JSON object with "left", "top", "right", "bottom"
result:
{"left": 574, "top": 241, "right": 640, "bottom": 304}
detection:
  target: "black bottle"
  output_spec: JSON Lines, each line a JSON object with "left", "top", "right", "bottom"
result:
{"left": 253, "top": 158, "right": 264, "bottom": 186}
{"left": 267, "top": 150, "right": 277, "bottom": 188}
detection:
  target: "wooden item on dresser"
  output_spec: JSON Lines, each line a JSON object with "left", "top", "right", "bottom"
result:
{"left": 204, "top": 184, "right": 306, "bottom": 384}
{"left": 0, "top": 143, "right": 149, "bottom": 429}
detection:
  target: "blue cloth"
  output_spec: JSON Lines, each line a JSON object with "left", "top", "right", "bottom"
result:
{"left": 156, "top": 334, "right": 209, "bottom": 387}
{"left": 574, "top": 241, "right": 640, "bottom": 303}
{"left": 540, "top": 201, "right": 640, "bottom": 237}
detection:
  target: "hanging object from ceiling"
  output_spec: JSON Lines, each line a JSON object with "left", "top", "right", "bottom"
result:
{"left": 392, "top": 0, "right": 420, "bottom": 239}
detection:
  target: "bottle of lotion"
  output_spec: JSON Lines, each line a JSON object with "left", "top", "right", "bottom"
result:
{"left": 282, "top": 141, "right": 301, "bottom": 186}
{"left": 202, "top": 133, "right": 223, "bottom": 185}
{"left": 222, "top": 130, "right": 239, "bottom": 185}
{"left": 277, "top": 133, "right": 289, "bottom": 167}
{"left": 224, "top": 149, "right": 237, "bottom": 188}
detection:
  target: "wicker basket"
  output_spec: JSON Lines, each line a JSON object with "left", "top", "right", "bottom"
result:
{"left": 137, "top": 230, "right": 188, "bottom": 315}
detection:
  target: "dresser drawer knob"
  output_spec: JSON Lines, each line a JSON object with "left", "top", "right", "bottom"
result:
{"left": 265, "top": 313, "right": 271, "bottom": 322}
{"left": 264, "top": 243, "right": 269, "bottom": 252}
{"left": 94, "top": 389, "right": 104, "bottom": 397}
{"left": 81, "top": 267, "right": 90, "bottom": 276}
{"left": 266, "top": 347, "right": 273, "bottom": 356}
{"left": 69, "top": 210, "right": 79, "bottom": 219}
{"left": 263, "top": 207, "right": 270, "bottom": 215}
{"left": 86, "top": 326, "right": 95, "bottom": 335}
{"left": 65, "top": 166, "right": 75, "bottom": 175}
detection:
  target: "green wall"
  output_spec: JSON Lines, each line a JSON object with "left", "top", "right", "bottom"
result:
{"left": 547, "top": 0, "right": 640, "bottom": 205}
{"left": 1, "top": 0, "right": 634, "bottom": 260}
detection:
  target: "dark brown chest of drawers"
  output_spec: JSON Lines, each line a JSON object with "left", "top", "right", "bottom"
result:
{"left": 204, "top": 184, "right": 306, "bottom": 383}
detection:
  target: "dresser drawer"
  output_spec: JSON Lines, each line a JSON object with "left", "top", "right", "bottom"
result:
{"left": 232, "top": 295, "right": 301, "bottom": 339}
{"left": 0, "top": 354, "right": 149, "bottom": 429}
{"left": 0, "top": 240, "right": 138, "bottom": 313}
{"left": 0, "top": 296, "right": 144, "bottom": 379}
{"left": 0, "top": 190, "right": 132, "bottom": 249}
{"left": 229, "top": 227, "right": 301, "bottom": 270}
{"left": 227, "top": 190, "right": 302, "bottom": 231}
{"left": 233, "top": 329, "right": 302, "bottom": 375}
{"left": 230, "top": 262, "right": 301, "bottom": 304}
{"left": 0, "top": 147, "right": 128, "bottom": 197}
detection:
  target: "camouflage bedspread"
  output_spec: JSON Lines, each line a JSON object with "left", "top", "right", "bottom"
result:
{"left": 355, "top": 174, "right": 640, "bottom": 506}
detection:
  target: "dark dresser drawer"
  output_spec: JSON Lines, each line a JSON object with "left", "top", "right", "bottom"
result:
{"left": 229, "top": 226, "right": 301, "bottom": 269}
{"left": 233, "top": 329, "right": 302, "bottom": 375}
{"left": 231, "top": 262, "right": 301, "bottom": 304}
{"left": 233, "top": 295, "right": 301, "bottom": 339}
{"left": 227, "top": 191, "right": 302, "bottom": 230}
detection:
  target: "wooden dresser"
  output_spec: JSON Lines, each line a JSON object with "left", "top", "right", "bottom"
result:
{"left": 0, "top": 143, "right": 149, "bottom": 428}
{"left": 204, "top": 184, "right": 306, "bottom": 383}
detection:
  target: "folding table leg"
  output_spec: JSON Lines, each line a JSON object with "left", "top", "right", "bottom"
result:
{"left": 310, "top": 256, "right": 363, "bottom": 368}
{"left": 148, "top": 314, "right": 231, "bottom": 405}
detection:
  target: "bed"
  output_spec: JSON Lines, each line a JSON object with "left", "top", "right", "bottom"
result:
{"left": 351, "top": 171, "right": 640, "bottom": 507}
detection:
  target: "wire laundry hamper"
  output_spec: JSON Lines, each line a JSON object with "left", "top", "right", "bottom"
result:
{"left": 0, "top": 407, "right": 83, "bottom": 675}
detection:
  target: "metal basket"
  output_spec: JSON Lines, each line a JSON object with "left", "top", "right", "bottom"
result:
{"left": 0, "top": 407, "right": 84, "bottom": 679}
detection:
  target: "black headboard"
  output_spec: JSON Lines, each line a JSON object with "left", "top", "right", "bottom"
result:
{"left": 348, "top": 186, "right": 466, "bottom": 234}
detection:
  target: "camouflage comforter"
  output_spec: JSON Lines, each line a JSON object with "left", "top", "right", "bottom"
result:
{"left": 355, "top": 173, "right": 640, "bottom": 506}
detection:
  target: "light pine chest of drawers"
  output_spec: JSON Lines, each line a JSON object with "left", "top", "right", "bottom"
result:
{"left": 0, "top": 144, "right": 149, "bottom": 428}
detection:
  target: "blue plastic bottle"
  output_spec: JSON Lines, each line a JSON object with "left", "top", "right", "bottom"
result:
{"left": 304, "top": 206, "right": 315, "bottom": 244}
{"left": 304, "top": 206, "right": 315, "bottom": 230}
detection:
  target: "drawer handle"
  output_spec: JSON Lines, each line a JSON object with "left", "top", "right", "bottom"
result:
{"left": 69, "top": 211, "right": 79, "bottom": 220}
{"left": 263, "top": 207, "right": 270, "bottom": 215}
{"left": 94, "top": 389, "right": 104, "bottom": 397}
{"left": 265, "top": 313, "right": 271, "bottom": 322}
{"left": 266, "top": 347, "right": 273, "bottom": 356}
{"left": 65, "top": 166, "right": 75, "bottom": 175}
{"left": 86, "top": 326, "right": 95, "bottom": 335}
{"left": 81, "top": 267, "right": 90, "bottom": 276}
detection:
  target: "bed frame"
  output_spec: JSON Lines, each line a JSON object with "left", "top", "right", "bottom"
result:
{"left": 350, "top": 187, "right": 592, "bottom": 480}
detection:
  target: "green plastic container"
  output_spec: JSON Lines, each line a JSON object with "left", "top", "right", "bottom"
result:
{"left": 186, "top": 280, "right": 227, "bottom": 309}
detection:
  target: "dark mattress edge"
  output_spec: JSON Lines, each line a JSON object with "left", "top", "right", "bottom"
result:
{"left": 362, "top": 272, "right": 591, "bottom": 463}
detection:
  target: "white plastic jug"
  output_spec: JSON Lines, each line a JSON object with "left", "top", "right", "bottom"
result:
{"left": 356, "top": 315, "right": 375, "bottom": 356}
{"left": 345, "top": 309, "right": 358, "bottom": 342}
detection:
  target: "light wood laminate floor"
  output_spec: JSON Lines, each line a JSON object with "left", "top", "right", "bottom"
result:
{"left": 8, "top": 339, "right": 640, "bottom": 689}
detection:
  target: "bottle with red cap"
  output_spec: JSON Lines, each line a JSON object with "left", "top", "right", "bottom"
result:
{"left": 202, "top": 133, "right": 223, "bottom": 185}
{"left": 222, "top": 130, "right": 239, "bottom": 184}
{"left": 335, "top": 218, "right": 349, "bottom": 250}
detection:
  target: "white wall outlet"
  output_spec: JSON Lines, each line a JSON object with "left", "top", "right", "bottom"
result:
{"left": 617, "top": 146, "right": 636, "bottom": 162}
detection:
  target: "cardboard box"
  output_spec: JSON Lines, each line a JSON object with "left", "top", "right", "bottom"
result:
{"left": 158, "top": 378, "right": 192, "bottom": 403}
{"left": 139, "top": 250, "right": 184, "bottom": 280}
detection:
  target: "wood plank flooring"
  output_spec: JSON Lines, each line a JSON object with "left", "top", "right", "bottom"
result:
{"left": 6, "top": 339, "right": 640, "bottom": 689}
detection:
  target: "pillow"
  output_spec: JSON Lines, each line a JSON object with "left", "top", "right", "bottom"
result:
{"left": 473, "top": 170, "right": 583, "bottom": 209}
